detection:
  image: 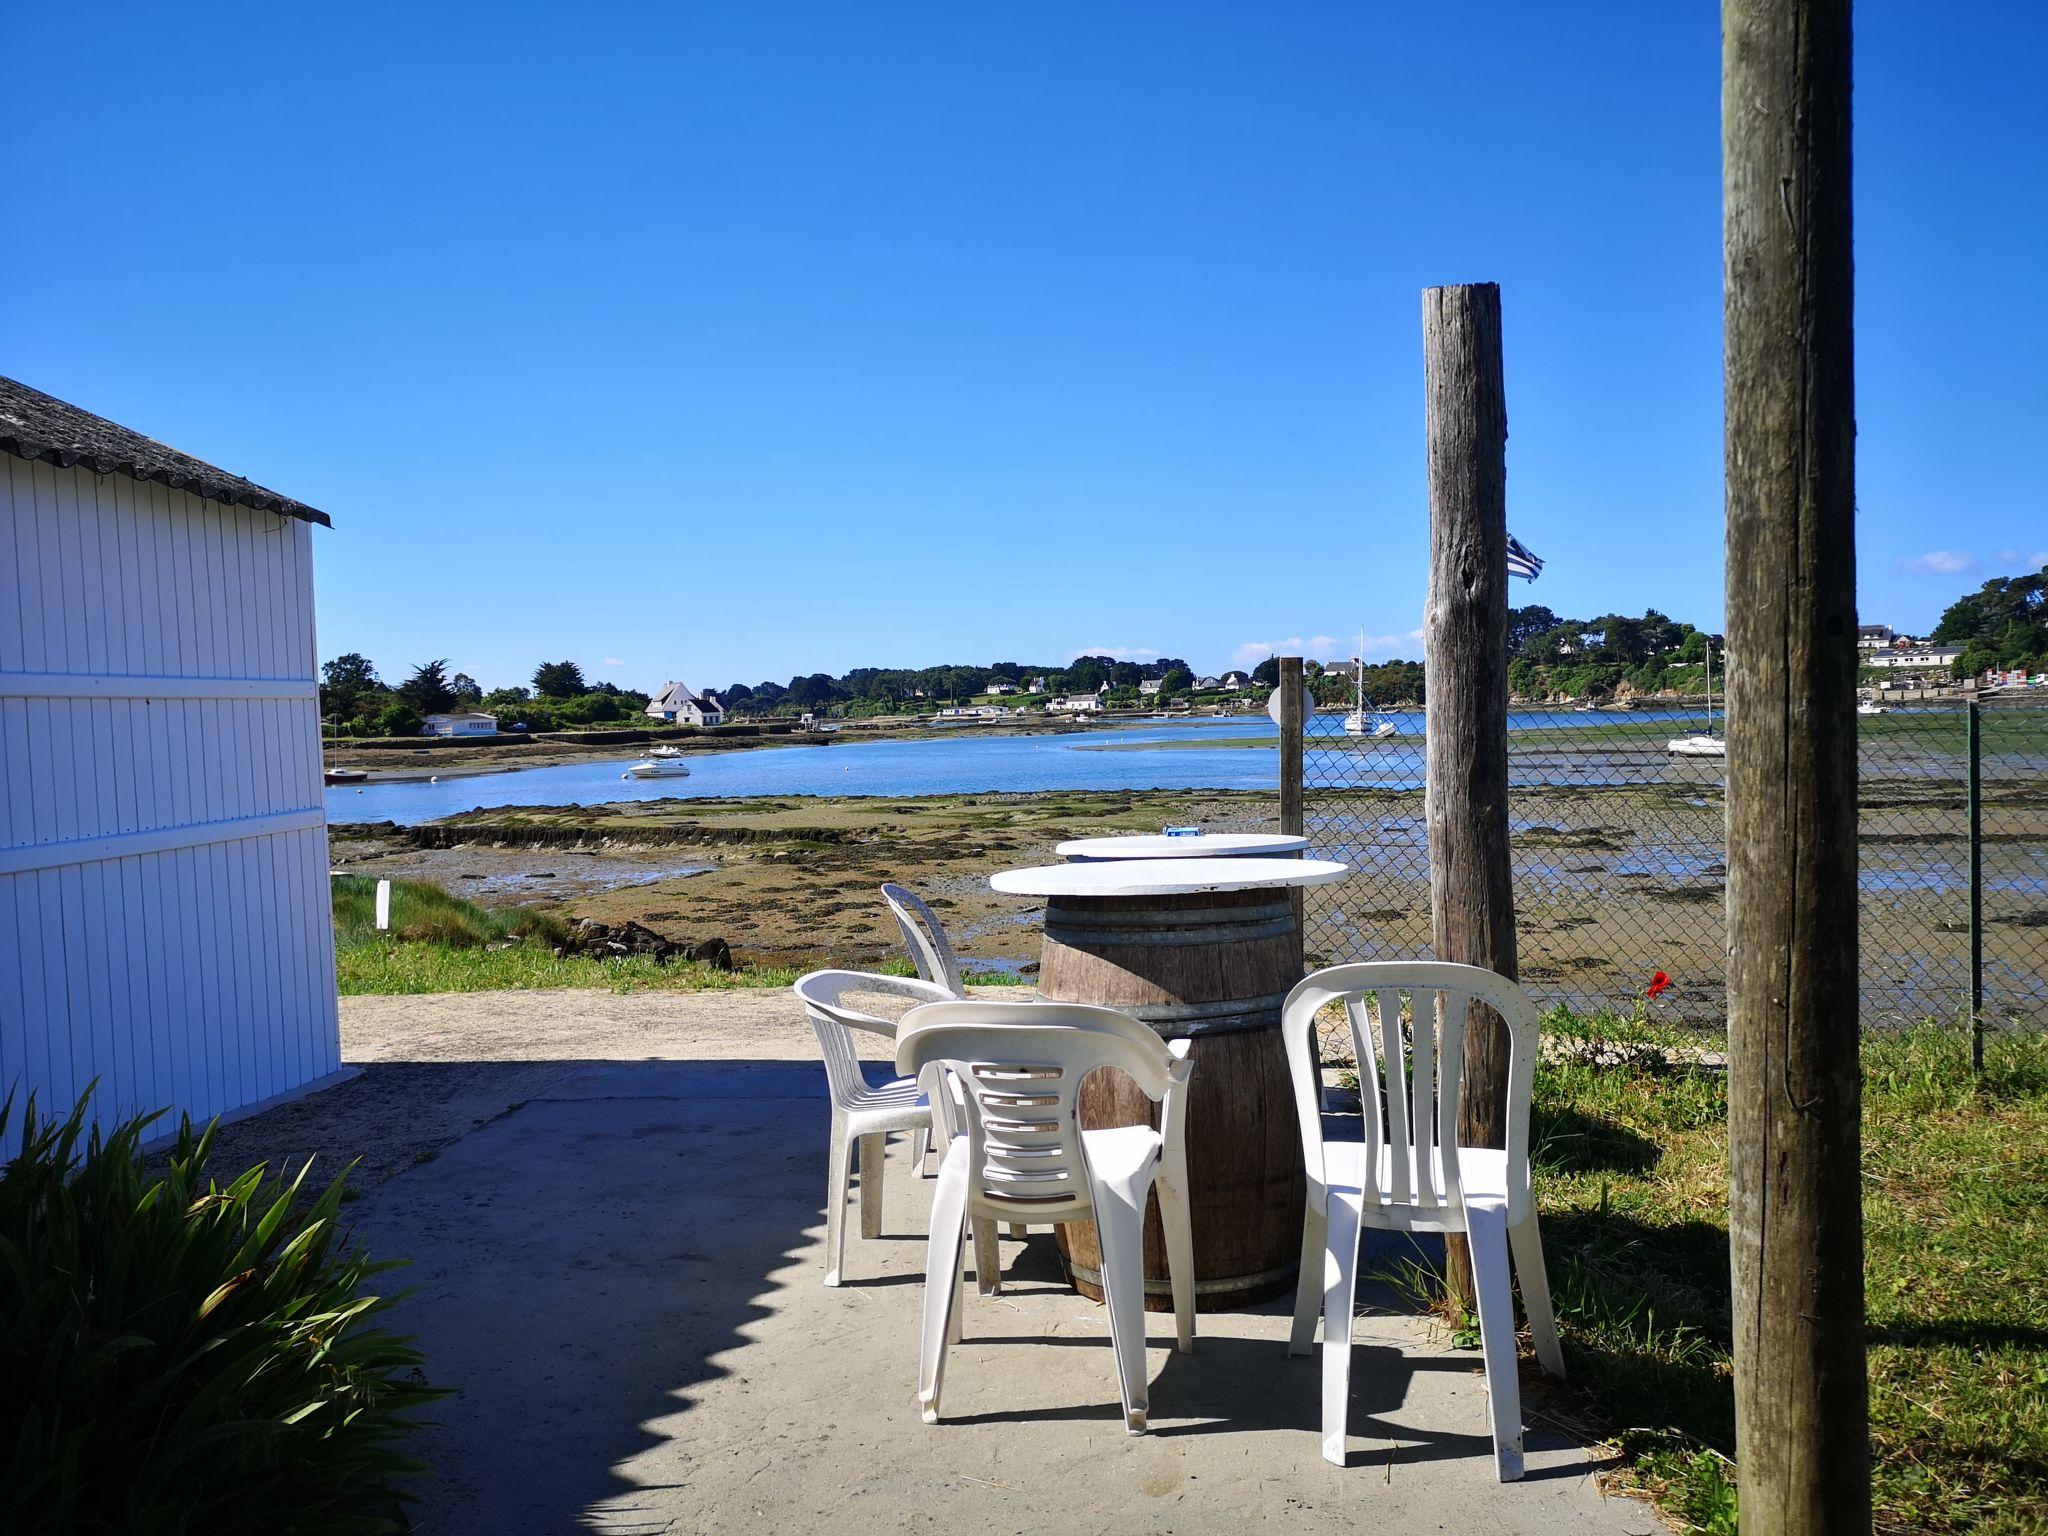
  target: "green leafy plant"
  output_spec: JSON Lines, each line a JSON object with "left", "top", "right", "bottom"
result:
{"left": 0, "top": 1094, "right": 443, "bottom": 1535}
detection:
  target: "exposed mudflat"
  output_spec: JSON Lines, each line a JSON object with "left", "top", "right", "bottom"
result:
{"left": 329, "top": 789, "right": 1281, "bottom": 973}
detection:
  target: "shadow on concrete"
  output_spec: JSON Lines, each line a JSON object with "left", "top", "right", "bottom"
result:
{"left": 340, "top": 1059, "right": 843, "bottom": 1535}
{"left": 316, "top": 1057, "right": 1632, "bottom": 1532}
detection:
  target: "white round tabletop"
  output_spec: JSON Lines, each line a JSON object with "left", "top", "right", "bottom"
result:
{"left": 990, "top": 855, "right": 1349, "bottom": 898}
{"left": 1056, "top": 832, "right": 1310, "bottom": 861}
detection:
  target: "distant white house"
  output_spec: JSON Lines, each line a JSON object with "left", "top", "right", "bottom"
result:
{"left": 1027, "top": 675, "right": 1050, "bottom": 693}
{"left": 1857, "top": 624, "right": 1896, "bottom": 651}
{"left": 422, "top": 711, "right": 497, "bottom": 737}
{"left": 938, "top": 704, "right": 1012, "bottom": 720}
{"left": 1138, "top": 678, "right": 1163, "bottom": 696}
{"left": 1, "top": 374, "right": 342, "bottom": 1141}
{"left": 1222, "top": 672, "right": 1249, "bottom": 689}
{"left": 1866, "top": 646, "right": 1961, "bottom": 671}
{"left": 1050, "top": 694, "right": 1102, "bottom": 714}
{"left": 647, "top": 681, "right": 725, "bottom": 726}
{"left": 1196, "top": 675, "right": 1222, "bottom": 690}
{"left": 986, "top": 682, "right": 1019, "bottom": 696}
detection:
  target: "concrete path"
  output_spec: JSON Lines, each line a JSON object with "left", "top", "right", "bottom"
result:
{"left": 346, "top": 1054, "right": 1662, "bottom": 1536}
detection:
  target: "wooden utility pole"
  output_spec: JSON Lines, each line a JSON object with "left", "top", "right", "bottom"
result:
{"left": 1723, "top": 2, "right": 1870, "bottom": 1531}
{"left": 1279, "top": 656, "right": 1305, "bottom": 932}
{"left": 1421, "top": 283, "right": 1517, "bottom": 1303}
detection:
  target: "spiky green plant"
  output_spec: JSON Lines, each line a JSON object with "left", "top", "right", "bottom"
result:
{"left": 0, "top": 1094, "right": 443, "bottom": 1535}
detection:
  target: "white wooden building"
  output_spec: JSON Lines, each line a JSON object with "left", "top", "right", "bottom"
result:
{"left": 422, "top": 710, "right": 498, "bottom": 736}
{"left": 646, "top": 681, "right": 724, "bottom": 727}
{"left": 0, "top": 376, "right": 343, "bottom": 1140}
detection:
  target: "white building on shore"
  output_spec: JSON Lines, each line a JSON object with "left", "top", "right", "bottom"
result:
{"left": 422, "top": 711, "right": 497, "bottom": 737}
{"left": 647, "top": 681, "right": 725, "bottom": 726}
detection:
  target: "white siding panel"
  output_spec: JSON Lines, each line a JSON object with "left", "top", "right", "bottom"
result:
{"left": 0, "top": 461, "right": 338, "bottom": 1139}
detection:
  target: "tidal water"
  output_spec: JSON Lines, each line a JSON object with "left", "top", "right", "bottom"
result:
{"left": 326, "top": 711, "right": 1715, "bottom": 826}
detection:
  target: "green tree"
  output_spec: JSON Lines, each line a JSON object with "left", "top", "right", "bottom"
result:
{"left": 1160, "top": 663, "right": 1194, "bottom": 695}
{"left": 1506, "top": 605, "right": 1560, "bottom": 655}
{"left": 450, "top": 672, "right": 483, "bottom": 704}
{"left": 374, "top": 700, "right": 423, "bottom": 737}
{"left": 319, "top": 653, "right": 382, "bottom": 720}
{"left": 1251, "top": 657, "right": 1281, "bottom": 688}
{"left": 396, "top": 659, "right": 456, "bottom": 717}
{"left": 532, "top": 660, "right": 588, "bottom": 699}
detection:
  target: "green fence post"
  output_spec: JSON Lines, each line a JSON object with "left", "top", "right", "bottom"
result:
{"left": 1969, "top": 700, "right": 1984, "bottom": 1072}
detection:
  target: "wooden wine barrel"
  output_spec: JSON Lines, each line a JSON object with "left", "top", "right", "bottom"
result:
{"left": 1036, "top": 885, "right": 1307, "bottom": 1311}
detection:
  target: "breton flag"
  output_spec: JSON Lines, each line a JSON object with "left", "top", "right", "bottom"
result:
{"left": 1506, "top": 533, "right": 1544, "bottom": 582}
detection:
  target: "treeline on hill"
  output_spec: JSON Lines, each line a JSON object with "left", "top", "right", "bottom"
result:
{"left": 1930, "top": 567, "right": 2048, "bottom": 678}
{"left": 1501, "top": 606, "right": 1720, "bottom": 702}
{"left": 319, "top": 656, "right": 648, "bottom": 736}
{"left": 717, "top": 656, "right": 1208, "bottom": 717}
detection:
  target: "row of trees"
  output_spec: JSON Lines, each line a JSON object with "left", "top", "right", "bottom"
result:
{"left": 716, "top": 655, "right": 1205, "bottom": 716}
{"left": 1930, "top": 567, "right": 2048, "bottom": 678}
{"left": 319, "top": 656, "right": 649, "bottom": 736}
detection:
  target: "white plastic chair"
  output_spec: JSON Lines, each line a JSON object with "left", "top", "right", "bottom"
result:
{"left": 896, "top": 1000, "right": 1197, "bottom": 1434}
{"left": 1281, "top": 961, "right": 1565, "bottom": 1481}
{"left": 881, "top": 882, "right": 966, "bottom": 1177}
{"left": 794, "top": 969, "right": 955, "bottom": 1286}
{"left": 881, "top": 882, "right": 965, "bottom": 997}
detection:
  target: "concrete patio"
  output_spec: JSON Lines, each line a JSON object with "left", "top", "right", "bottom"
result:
{"left": 314, "top": 1007, "right": 1664, "bottom": 1535}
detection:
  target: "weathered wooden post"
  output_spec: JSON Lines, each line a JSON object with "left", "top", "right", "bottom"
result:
{"left": 1421, "top": 283, "right": 1517, "bottom": 1302}
{"left": 1723, "top": 1, "right": 1870, "bottom": 1530}
{"left": 1279, "top": 656, "right": 1305, "bottom": 932}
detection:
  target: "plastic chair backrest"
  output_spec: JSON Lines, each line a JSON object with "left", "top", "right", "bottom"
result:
{"left": 1282, "top": 961, "right": 1542, "bottom": 1224}
{"left": 881, "top": 882, "right": 965, "bottom": 996}
{"left": 794, "top": 969, "right": 954, "bottom": 1107}
{"left": 897, "top": 1000, "right": 1178, "bottom": 1218}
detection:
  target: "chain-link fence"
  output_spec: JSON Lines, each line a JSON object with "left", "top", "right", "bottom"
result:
{"left": 1293, "top": 697, "right": 2048, "bottom": 1034}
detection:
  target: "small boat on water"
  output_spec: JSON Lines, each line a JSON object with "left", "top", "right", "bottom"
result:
{"left": 1857, "top": 699, "right": 1889, "bottom": 716}
{"left": 1342, "top": 630, "right": 1399, "bottom": 739}
{"left": 647, "top": 744, "right": 689, "bottom": 758}
{"left": 627, "top": 757, "right": 691, "bottom": 779}
{"left": 1667, "top": 637, "right": 1726, "bottom": 758}
{"left": 324, "top": 767, "right": 368, "bottom": 785}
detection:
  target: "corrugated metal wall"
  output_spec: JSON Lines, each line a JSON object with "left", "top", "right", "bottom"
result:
{"left": 0, "top": 455, "right": 340, "bottom": 1136}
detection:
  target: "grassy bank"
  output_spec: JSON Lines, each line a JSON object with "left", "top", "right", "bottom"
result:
{"left": 331, "top": 875, "right": 1025, "bottom": 995}
{"left": 332, "top": 875, "right": 799, "bottom": 994}
{"left": 1396, "top": 1009, "right": 2047, "bottom": 1535}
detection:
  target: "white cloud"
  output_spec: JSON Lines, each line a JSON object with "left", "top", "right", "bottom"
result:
{"left": 1903, "top": 551, "right": 1977, "bottom": 575}
{"left": 602, "top": 656, "right": 624, "bottom": 667}
{"left": 1070, "top": 645, "right": 1161, "bottom": 661}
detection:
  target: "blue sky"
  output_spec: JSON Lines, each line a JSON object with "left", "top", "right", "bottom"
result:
{"left": 5, "top": 2, "right": 2042, "bottom": 691}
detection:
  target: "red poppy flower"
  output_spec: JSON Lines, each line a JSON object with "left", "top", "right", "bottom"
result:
{"left": 1646, "top": 970, "right": 1672, "bottom": 999}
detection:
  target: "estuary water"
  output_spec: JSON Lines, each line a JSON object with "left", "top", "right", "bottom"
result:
{"left": 326, "top": 711, "right": 1715, "bottom": 827}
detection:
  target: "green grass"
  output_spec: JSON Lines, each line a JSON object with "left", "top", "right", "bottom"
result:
{"left": 332, "top": 876, "right": 797, "bottom": 995}
{"left": 331, "top": 876, "right": 1031, "bottom": 996}
{"left": 1515, "top": 1009, "right": 2048, "bottom": 1534}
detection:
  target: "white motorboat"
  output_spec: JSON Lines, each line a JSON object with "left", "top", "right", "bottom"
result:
{"left": 1666, "top": 733, "right": 1727, "bottom": 759}
{"left": 626, "top": 757, "right": 691, "bottom": 779}
{"left": 1667, "top": 636, "right": 1725, "bottom": 758}
{"left": 647, "top": 744, "right": 689, "bottom": 757}
{"left": 1342, "top": 630, "right": 1399, "bottom": 739}
{"left": 1857, "top": 699, "right": 1889, "bottom": 716}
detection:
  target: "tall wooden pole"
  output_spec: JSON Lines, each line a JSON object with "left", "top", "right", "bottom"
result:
{"left": 1279, "top": 655, "right": 1305, "bottom": 934}
{"left": 1421, "top": 283, "right": 1517, "bottom": 1303}
{"left": 1723, "top": 2, "right": 1869, "bottom": 1531}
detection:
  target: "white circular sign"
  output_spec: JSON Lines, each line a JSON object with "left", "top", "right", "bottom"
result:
{"left": 1266, "top": 682, "right": 1313, "bottom": 727}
